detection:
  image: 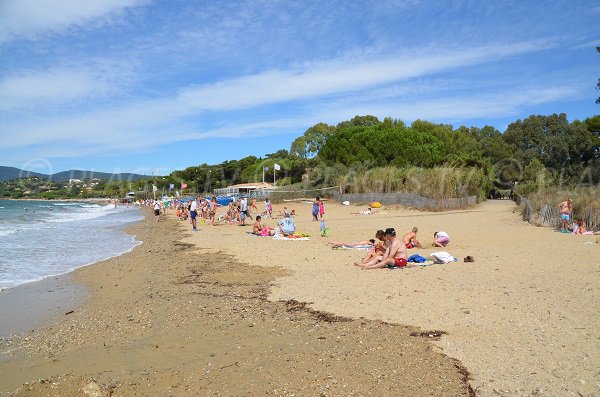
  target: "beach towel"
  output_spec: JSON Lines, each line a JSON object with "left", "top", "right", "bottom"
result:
{"left": 430, "top": 251, "right": 457, "bottom": 264}
{"left": 388, "top": 260, "right": 435, "bottom": 269}
{"left": 272, "top": 229, "right": 310, "bottom": 240}
{"left": 272, "top": 234, "right": 310, "bottom": 241}
{"left": 246, "top": 231, "right": 268, "bottom": 237}
{"left": 408, "top": 254, "right": 427, "bottom": 263}
{"left": 332, "top": 244, "right": 373, "bottom": 250}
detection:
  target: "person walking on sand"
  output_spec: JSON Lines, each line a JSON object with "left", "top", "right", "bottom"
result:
{"left": 189, "top": 197, "right": 198, "bottom": 231}
{"left": 558, "top": 198, "right": 573, "bottom": 233}
{"left": 403, "top": 226, "right": 422, "bottom": 249}
{"left": 153, "top": 200, "right": 161, "bottom": 222}
{"left": 358, "top": 228, "right": 408, "bottom": 269}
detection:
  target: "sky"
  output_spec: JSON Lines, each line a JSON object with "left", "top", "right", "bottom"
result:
{"left": 0, "top": 0, "right": 599, "bottom": 176}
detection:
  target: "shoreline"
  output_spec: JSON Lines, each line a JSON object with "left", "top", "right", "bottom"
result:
{"left": 0, "top": 273, "right": 87, "bottom": 340}
{"left": 0, "top": 209, "right": 473, "bottom": 396}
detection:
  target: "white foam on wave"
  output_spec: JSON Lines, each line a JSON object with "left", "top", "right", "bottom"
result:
{"left": 0, "top": 228, "right": 17, "bottom": 237}
{"left": 46, "top": 204, "right": 114, "bottom": 223}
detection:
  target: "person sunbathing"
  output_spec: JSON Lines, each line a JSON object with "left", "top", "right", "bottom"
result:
{"left": 402, "top": 226, "right": 422, "bottom": 249}
{"left": 327, "top": 238, "right": 376, "bottom": 248}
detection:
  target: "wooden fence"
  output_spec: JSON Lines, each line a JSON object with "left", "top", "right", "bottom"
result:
{"left": 337, "top": 192, "right": 478, "bottom": 211}
{"left": 515, "top": 195, "right": 600, "bottom": 230}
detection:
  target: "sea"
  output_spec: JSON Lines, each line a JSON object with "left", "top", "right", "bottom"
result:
{"left": 0, "top": 200, "right": 143, "bottom": 290}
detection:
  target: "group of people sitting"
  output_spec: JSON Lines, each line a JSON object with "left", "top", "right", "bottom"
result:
{"left": 330, "top": 227, "right": 451, "bottom": 270}
{"left": 251, "top": 211, "right": 297, "bottom": 237}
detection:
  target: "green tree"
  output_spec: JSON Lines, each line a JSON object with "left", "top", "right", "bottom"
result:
{"left": 290, "top": 122, "right": 335, "bottom": 158}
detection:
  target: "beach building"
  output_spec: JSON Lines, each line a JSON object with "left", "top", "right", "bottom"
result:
{"left": 213, "top": 182, "right": 275, "bottom": 198}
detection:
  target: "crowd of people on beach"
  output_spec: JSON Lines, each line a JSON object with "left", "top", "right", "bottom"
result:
{"left": 144, "top": 193, "right": 597, "bottom": 268}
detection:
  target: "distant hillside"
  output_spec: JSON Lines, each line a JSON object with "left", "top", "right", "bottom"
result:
{"left": 0, "top": 166, "right": 48, "bottom": 181}
{"left": 0, "top": 166, "right": 152, "bottom": 182}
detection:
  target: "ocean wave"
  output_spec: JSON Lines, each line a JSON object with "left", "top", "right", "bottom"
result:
{"left": 0, "top": 228, "right": 17, "bottom": 237}
{"left": 46, "top": 204, "right": 115, "bottom": 223}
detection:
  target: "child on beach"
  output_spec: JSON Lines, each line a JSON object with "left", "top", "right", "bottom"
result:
{"left": 432, "top": 231, "right": 450, "bottom": 247}
{"left": 319, "top": 199, "right": 325, "bottom": 220}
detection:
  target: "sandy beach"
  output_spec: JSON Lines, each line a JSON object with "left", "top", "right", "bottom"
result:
{"left": 0, "top": 207, "right": 471, "bottom": 396}
{"left": 0, "top": 199, "right": 598, "bottom": 396}
{"left": 179, "top": 199, "right": 599, "bottom": 396}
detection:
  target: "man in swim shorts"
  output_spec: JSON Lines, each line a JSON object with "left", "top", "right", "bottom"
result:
{"left": 558, "top": 198, "right": 573, "bottom": 233}
{"left": 359, "top": 228, "right": 408, "bottom": 269}
{"left": 402, "top": 226, "right": 422, "bottom": 249}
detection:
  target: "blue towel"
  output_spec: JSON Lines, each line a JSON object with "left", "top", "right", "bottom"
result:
{"left": 408, "top": 254, "right": 427, "bottom": 263}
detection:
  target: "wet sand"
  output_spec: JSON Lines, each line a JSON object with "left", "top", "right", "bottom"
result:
{"left": 0, "top": 210, "right": 472, "bottom": 396}
{"left": 0, "top": 275, "right": 86, "bottom": 339}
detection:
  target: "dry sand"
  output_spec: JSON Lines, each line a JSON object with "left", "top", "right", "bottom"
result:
{"left": 1, "top": 199, "right": 597, "bottom": 396}
{"left": 181, "top": 199, "right": 599, "bottom": 397}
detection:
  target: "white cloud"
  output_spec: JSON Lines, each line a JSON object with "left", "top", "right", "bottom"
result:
{"left": 0, "top": 68, "right": 113, "bottom": 109}
{"left": 175, "top": 40, "right": 545, "bottom": 112}
{"left": 0, "top": 39, "right": 568, "bottom": 157}
{"left": 0, "top": 0, "right": 148, "bottom": 43}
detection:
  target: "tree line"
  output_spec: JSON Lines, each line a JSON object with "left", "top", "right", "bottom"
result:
{"left": 172, "top": 113, "right": 599, "bottom": 198}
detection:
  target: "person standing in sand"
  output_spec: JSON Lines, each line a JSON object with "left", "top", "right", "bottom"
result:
{"left": 209, "top": 197, "right": 217, "bottom": 226}
{"left": 402, "top": 226, "right": 422, "bottom": 249}
{"left": 358, "top": 228, "right": 408, "bottom": 269}
{"left": 558, "top": 198, "right": 573, "bottom": 233}
{"left": 319, "top": 199, "right": 325, "bottom": 220}
{"left": 312, "top": 197, "right": 320, "bottom": 221}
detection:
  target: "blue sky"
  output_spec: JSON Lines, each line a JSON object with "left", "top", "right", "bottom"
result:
{"left": 0, "top": 0, "right": 598, "bottom": 176}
